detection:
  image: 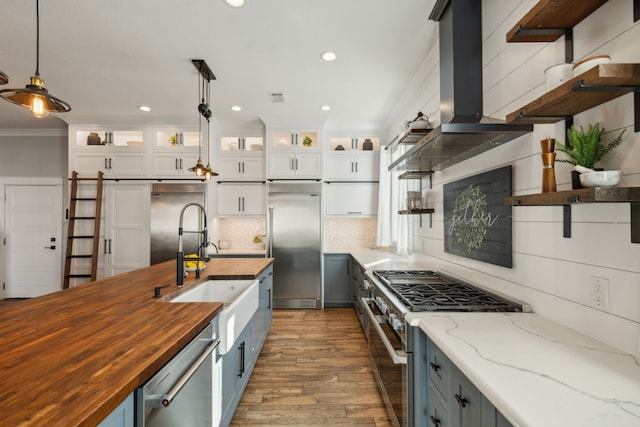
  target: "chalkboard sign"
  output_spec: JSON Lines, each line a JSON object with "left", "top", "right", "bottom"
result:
{"left": 443, "top": 166, "right": 512, "bottom": 268}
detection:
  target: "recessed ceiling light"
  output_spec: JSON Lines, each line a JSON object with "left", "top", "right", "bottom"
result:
{"left": 138, "top": 105, "right": 151, "bottom": 112}
{"left": 321, "top": 105, "right": 331, "bottom": 111}
{"left": 321, "top": 51, "right": 336, "bottom": 62}
{"left": 224, "top": 0, "right": 245, "bottom": 7}
{"left": 231, "top": 105, "right": 242, "bottom": 112}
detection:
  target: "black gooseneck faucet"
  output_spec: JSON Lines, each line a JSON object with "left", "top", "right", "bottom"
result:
{"left": 176, "top": 202, "right": 211, "bottom": 287}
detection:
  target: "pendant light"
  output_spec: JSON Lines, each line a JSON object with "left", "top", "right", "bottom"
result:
{"left": 0, "top": 71, "right": 8, "bottom": 85}
{"left": 189, "top": 60, "right": 218, "bottom": 179}
{"left": 203, "top": 72, "right": 218, "bottom": 180}
{"left": 0, "top": 0, "right": 71, "bottom": 118}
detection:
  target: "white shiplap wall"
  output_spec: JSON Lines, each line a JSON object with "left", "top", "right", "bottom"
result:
{"left": 387, "top": 0, "right": 640, "bottom": 356}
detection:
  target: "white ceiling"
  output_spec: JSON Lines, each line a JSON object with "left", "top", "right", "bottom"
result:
{"left": 0, "top": 0, "right": 437, "bottom": 131}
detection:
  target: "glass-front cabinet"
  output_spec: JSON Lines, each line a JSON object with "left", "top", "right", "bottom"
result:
{"left": 68, "top": 126, "right": 148, "bottom": 178}
{"left": 219, "top": 135, "right": 264, "bottom": 154}
{"left": 217, "top": 133, "right": 266, "bottom": 181}
{"left": 73, "top": 128, "right": 146, "bottom": 149}
{"left": 325, "top": 134, "right": 381, "bottom": 181}
{"left": 328, "top": 136, "right": 380, "bottom": 152}
{"left": 270, "top": 131, "right": 319, "bottom": 150}
{"left": 154, "top": 128, "right": 201, "bottom": 150}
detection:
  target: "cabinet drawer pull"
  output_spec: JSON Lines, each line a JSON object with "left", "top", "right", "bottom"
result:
{"left": 430, "top": 361, "right": 440, "bottom": 372}
{"left": 430, "top": 415, "right": 441, "bottom": 426}
{"left": 104, "top": 158, "right": 108, "bottom": 169}
{"left": 175, "top": 158, "right": 179, "bottom": 170}
{"left": 455, "top": 393, "right": 468, "bottom": 408}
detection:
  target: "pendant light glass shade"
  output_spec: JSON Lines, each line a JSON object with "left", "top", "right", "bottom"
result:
{"left": 0, "top": 0, "right": 70, "bottom": 118}
{"left": 0, "top": 71, "right": 8, "bottom": 85}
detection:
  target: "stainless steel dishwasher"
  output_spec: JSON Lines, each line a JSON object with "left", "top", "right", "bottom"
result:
{"left": 136, "top": 324, "right": 218, "bottom": 427}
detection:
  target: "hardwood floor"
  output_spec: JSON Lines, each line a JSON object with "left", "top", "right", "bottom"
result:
{"left": 230, "top": 308, "right": 394, "bottom": 427}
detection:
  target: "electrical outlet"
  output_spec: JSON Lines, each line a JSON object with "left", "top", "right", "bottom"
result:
{"left": 591, "top": 276, "right": 610, "bottom": 311}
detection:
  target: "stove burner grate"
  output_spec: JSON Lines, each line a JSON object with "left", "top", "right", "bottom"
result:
{"left": 373, "top": 270, "right": 523, "bottom": 312}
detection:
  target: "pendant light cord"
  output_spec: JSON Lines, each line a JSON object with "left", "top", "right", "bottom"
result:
{"left": 35, "top": 0, "right": 40, "bottom": 77}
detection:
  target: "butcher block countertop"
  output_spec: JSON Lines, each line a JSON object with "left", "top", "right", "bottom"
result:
{"left": 0, "top": 257, "right": 273, "bottom": 426}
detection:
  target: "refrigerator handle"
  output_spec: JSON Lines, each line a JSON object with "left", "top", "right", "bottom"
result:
{"left": 268, "top": 206, "right": 273, "bottom": 257}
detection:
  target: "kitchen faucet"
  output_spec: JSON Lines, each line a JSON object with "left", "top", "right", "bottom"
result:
{"left": 176, "top": 203, "right": 211, "bottom": 287}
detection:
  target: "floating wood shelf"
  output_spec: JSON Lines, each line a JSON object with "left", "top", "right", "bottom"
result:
{"left": 398, "top": 208, "right": 435, "bottom": 215}
{"left": 398, "top": 171, "right": 433, "bottom": 180}
{"left": 505, "top": 187, "right": 640, "bottom": 243}
{"left": 505, "top": 187, "right": 640, "bottom": 206}
{"left": 506, "top": 63, "right": 640, "bottom": 124}
{"left": 506, "top": 0, "right": 608, "bottom": 43}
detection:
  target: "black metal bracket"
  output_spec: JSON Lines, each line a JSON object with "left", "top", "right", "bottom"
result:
{"left": 565, "top": 28, "right": 573, "bottom": 63}
{"left": 636, "top": 91, "right": 640, "bottom": 133}
{"left": 192, "top": 59, "right": 216, "bottom": 81}
{"left": 563, "top": 205, "right": 572, "bottom": 238}
{"left": 632, "top": 202, "right": 640, "bottom": 243}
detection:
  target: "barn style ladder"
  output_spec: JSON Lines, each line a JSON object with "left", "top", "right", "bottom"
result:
{"left": 63, "top": 171, "right": 103, "bottom": 289}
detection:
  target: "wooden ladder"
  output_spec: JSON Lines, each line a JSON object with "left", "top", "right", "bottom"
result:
{"left": 63, "top": 171, "right": 104, "bottom": 289}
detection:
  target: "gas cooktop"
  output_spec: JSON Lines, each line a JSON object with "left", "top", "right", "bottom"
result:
{"left": 373, "top": 270, "right": 524, "bottom": 312}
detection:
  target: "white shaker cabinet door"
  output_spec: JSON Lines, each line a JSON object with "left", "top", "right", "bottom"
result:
{"left": 325, "top": 183, "right": 378, "bottom": 216}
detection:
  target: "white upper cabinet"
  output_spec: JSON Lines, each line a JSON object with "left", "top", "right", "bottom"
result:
{"left": 69, "top": 126, "right": 148, "bottom": 178}
{"left": 270, "top": 130, "right": 319, "bottom": 151}
{"left": 150, "top": 127, "right": 208, "bottom": 177}
{"left": 217, "top": 133, "right": 266, "bottom": 181}
{"left": 219, "top": 135, "right": 265, "bottom": 154}
{"left": 325, "top": 135, "right": 381, "bottom": 181}
{"left": 153, "top": 128, "right": 202, "bottom": 151}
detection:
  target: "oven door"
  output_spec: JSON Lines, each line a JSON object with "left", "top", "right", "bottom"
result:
{"left": 362, "top": 297, "right": 407, "bottom": 427}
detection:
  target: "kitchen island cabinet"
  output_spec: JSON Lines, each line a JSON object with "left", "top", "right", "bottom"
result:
{"left": 0, "top": 257, "right": 273, "bottom": 426}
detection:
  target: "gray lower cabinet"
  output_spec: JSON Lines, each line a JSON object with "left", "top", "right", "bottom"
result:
{"left": 412, "top": 327, "right": 511, "bottom": 427}
{"left": 98, "top": 392, "right": 134, "bottom": 427}
{"left": 254, "top": 265, "right": 273, "bottom": 351}
{"left": 220, "top": 319, "right": 254, "bottom": 427}
{"left": 220, "top": 266, "right": 273, "bottom": 427}
{"left": 324, "top": 254, "right": 352, "bottom": 307}
{"left": 349, "top": 255, "right": 367, "bottom": 330}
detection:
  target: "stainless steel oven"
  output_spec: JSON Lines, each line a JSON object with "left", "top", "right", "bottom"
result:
{"left": 364, "top": 269, "right": 528, "bottom": 427}
{"left": 362, "top": 286, "right": 408, "bottom": 427}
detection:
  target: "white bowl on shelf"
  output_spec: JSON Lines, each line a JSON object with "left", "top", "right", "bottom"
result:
{"left": 545, "top": 63, "right": 573, "bottom": 91}
{"left": 573, "top": 55, "right": 610, "bottom": 77}
{"left": 579, "top": 170, "right": 621, "bottom": 187}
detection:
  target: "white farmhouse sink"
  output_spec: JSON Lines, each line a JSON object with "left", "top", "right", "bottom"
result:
{"left": 169, "top": 279, "right": 259, "bottom": 354}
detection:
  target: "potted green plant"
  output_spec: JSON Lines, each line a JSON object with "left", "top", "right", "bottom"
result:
{"left": 302, "top": 136, "right": 313, "bottom": 147}
{"left": 555, "top": 123, "right": 625, "bottom": 188}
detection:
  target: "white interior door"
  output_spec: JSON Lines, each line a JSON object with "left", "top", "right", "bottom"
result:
{"left": 4, "top": 185, "right": 63, "bottom": 298}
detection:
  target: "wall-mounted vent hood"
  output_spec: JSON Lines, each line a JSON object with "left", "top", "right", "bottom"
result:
{"left": 389, "top": 0, "right": 532, "bottom": 172}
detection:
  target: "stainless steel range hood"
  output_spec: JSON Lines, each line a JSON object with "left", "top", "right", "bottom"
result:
{"left": 389, "top": 0, "right": 532, "bottom": 172}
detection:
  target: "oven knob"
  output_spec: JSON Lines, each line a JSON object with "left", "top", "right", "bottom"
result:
{"left": 389, "top": 314, "right": 403, "bottom": 331}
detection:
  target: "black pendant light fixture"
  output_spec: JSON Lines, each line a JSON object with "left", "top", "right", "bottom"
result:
{"left": 0, "top": 71, "right": 8, "bottom": 85}
{"left": 189, "top": 60, "right": 218, "bottom": 179}
{"left": 0, "top": 0, "right": 71, "bottom": 118}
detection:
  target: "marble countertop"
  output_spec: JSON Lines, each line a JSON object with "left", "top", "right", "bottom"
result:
{"left": 406, "top": 312, "right": 640, "bottom": 427}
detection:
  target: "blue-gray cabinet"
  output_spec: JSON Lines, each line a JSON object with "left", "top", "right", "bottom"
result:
{"left": 254, "top": 265, "right": 273, "bottom": 351}
{"left": 97, "top": 392, "right": 134, "bottom": 427}
{"left": 412, "top": 327, "right": 511, "bottom": 427}
{"left": 219, "top": 265, "right": 273, "bottom": 427}
{"left": 324, "top": 254, "right": 352, "bottom": 307}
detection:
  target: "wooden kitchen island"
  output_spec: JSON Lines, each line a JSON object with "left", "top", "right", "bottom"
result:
{"left": 0, "top": 257, "right": 273, "bottom": 426}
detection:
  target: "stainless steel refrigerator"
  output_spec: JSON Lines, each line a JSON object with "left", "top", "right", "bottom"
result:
{"left": 268, "top": 182, "right": 321, "bottom": 309}
{"left": 150, "top": 183, "right": 206, "bottom": 265}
